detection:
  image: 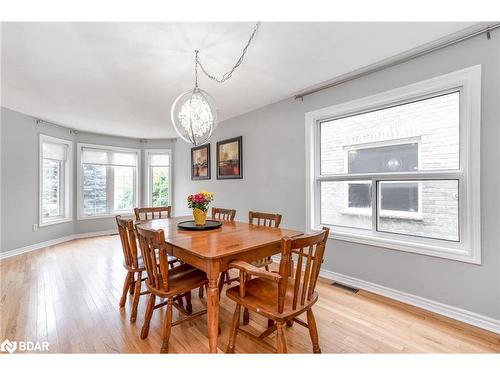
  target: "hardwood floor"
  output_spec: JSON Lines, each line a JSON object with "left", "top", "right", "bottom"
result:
{"left": 1, "top": 235, "right": 499, "bottom": 353}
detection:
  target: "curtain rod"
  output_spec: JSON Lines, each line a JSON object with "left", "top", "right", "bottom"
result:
{"left": 294, "top": 22, "right": 500, "bottom": 100}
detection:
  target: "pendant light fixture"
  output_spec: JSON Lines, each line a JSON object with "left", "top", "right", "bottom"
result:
{"left": 171, "top": 22, "right": 260, "bottom": 145}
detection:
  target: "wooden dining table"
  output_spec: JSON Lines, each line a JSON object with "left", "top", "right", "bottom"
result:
{"left": 136, "top": 216, "right": 303, "bottom": 353}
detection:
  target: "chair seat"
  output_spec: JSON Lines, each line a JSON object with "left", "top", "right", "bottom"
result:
{"left": 226, "top": 277, "right": 318, "bottom": 322}
{"left": 147, "top": 263, "right": 208, "bottom": 297}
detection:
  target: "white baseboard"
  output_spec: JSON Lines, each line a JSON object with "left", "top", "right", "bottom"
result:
{"left": 0, "top": 230, "right": 118, "bottom": 260}
{"left": 73, "top": 229, "right": 117, "bottom": 240}
{"left": 321, "top": 269, "right": 500, "bottom": 335}
{"left": 272, "top": 255, "right": 500, "bottom": 334}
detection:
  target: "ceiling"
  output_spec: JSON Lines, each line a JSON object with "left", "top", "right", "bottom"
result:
{"left": 1, "top": 22, "right": 477, "bottom": 139}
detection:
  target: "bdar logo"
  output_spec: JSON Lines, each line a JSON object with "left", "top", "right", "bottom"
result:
{"left": 1, "top": 339, "right": 17, "bottom": 353}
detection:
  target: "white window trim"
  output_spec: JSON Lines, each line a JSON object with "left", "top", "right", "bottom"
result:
{"left": 342, "top": 138, "right": 423, "bottom": 220}
{"left": 77, "top": 142, "right": 141, "bottom": 220}
{"left": 39, "top": 134, "right": 73, "bottom": 227}
{"left": 305, "top": 65, "right": 481, "bottom": 264}
{"left": 144, "top": 149, "right": 173, "bottom": 209}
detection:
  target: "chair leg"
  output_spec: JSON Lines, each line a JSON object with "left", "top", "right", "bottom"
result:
{"left": 174, "top": 295, "right": 184, "bottom": 309}
{"left": 141, "top": 294, "right": 156, "bottom": 339}
{"left": 218, "top": 272, "right": 226, "bottom": 298}
{"left": 242, "top": 307, "right": 250, "bottom": 325}
{"left": 306, "top": 309, "right": 321, "bottom": 353}
{"left": 160, "top": 298, "right": 173, "bottom": 353}
{"left": 276, "top": 322, "right": 288, "bottom": 354}
{"left": 129, "top": 273, "right": 135, "bottom": 295}
{"left": 185, "top": 291, "right": 192, "bottom": 315}
{"left": 226, "top": 304, "right": 241, "bottom": 353}
{"left": 130, "top": 271, "right": 142, "bottom": 323}
{"left": 198, "top": 285, "right": 204, "bottom": 299}
{"left": 120, "top": 272, "right": 132, "bottom": 307}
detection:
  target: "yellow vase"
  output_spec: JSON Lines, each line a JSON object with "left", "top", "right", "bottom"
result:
{"left": 193, "top": 208, "right": 207, "bottom": 226}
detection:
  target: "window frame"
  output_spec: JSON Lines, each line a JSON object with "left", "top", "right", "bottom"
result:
{"left": 39, "top": 134, "right": 73, "bottom": 227}
{"left": 144, "top": 149, "right": 173, "bottom": 209}
{"left": 305, "top": 65, "right": 481, "bottom": 264}
{"left": 77, "top": 142, "right": 141, "bottom": 220}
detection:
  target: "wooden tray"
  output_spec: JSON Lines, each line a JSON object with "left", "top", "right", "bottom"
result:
{"left": 177, "top": 220, "right": 222, "bottom": 231}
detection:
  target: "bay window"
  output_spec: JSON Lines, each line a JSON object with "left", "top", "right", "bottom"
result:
{"left": 145, "top": 150, "right": 172, "bottom": 208}
{"left": 78, "top": 144, "right": 139, "bottom": 219}
{"left": 39, "top": 135, "right": 72, "bottom": 226}
{"left": 306, "top": 66, "right": 481, "bottom": 263}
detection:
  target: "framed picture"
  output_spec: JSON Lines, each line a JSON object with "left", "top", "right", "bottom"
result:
{"left": 191, "top": 144, "right": 211, "bottom": 180}
{"left": 217, "top": 136, "right": 243, "bottom": 179}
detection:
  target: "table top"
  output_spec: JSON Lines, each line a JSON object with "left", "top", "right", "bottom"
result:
{"left": 136, "top": 216, "right": 303, "bottom": 260}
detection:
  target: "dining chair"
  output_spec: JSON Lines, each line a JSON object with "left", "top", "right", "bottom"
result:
{"left": 240, "top": 211, "right": 282, "bottom": 324}
{"left": 225, "top": 227, "right": 330, "bottom": 354}
{"left": 248, "top": 211, "right": 282, "bottom": 270}
{"left": 134, "top": 206, "right": 179, "bottom": 267}
{"left": 136, "top": 225, "right": 208, "bottom": 353}
{"left": 134, "top": 206, "right": 172, "bottom": 221}
{"left": 116, "top": 215, "right": 148, "bottom": 323}
{"left": 198, "top": 207, "right": 238, "bottom": 300}
{"left": 116, "top": 216, "right": 179, "bottom": 322}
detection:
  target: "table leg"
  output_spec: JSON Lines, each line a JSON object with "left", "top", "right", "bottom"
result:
{"left": 207, "top": 277, "right": 220, "bottom": 353}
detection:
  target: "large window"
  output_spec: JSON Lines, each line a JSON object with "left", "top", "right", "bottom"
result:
{"left": 145, "top": 150, "right": 172, "bottom": 208}
{"left": 39, "top": 135, "right": 72, "bottom": 226}
{"left": 78, "top": 144, "right": 139, "bottom": 219}
{"left": 306, "top": 66, "right": 481, "bottom": 263}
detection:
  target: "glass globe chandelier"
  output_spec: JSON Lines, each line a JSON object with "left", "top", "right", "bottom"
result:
{"left": 171, "top": 22, "right": 260, "bottom": 146}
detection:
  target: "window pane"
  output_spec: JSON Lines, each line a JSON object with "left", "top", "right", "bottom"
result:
{"left": 83, "top": 165, "right": 107, "bottom": 215}
{"left": 114, "top": 167, "right": 134, "bottom": 211}
{"left": 151, "top": 166, "right": 169, "bottom": 207}
{"left": 42, "top": 159, "right": 61, "bottom": 218}
{"left": 321, "top": 181, "right": 372, "bottom": 229}
{"left": 348, "top": 143, "right": 418, "bottom": 173}
{"left": 380, "top": 182, "right": 419, "bottom": 212}
{"left": 348, "top": 183, "right": 371, "bottom": 208}
{"left": 320, "top": 92, "right": 459, "bottom": 174}
{"left": 377, "top": 180, "right": 459, "bottom": 241}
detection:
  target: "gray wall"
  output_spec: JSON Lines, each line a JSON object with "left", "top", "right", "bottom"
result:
{"left": 1, "top": 109, "right": 76, "bottom": 250}
{"left": 174, "top": 33, "right": 500, "bottom": 319}
{"left": 0, "top": 107, "right": 176, "bottom": 251}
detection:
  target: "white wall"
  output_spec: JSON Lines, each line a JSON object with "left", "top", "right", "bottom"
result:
{"left": 174, "top": 33, "right": 500, "bottom": 320}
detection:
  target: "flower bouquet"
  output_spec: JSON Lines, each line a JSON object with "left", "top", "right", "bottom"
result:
{"left": 187, "top": 191, "right": 214, "bottom": 226}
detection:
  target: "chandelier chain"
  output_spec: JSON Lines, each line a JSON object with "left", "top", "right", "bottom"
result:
{"left": 195, "top": 22, "right": 260, "bottom": 84}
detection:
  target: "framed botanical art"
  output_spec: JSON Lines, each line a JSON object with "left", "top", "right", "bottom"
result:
{"left": 191, "top": 144, "right": 211, "bottom": 180}
{"left": 216, "top": 136, "right": 243, "bottom": 179}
